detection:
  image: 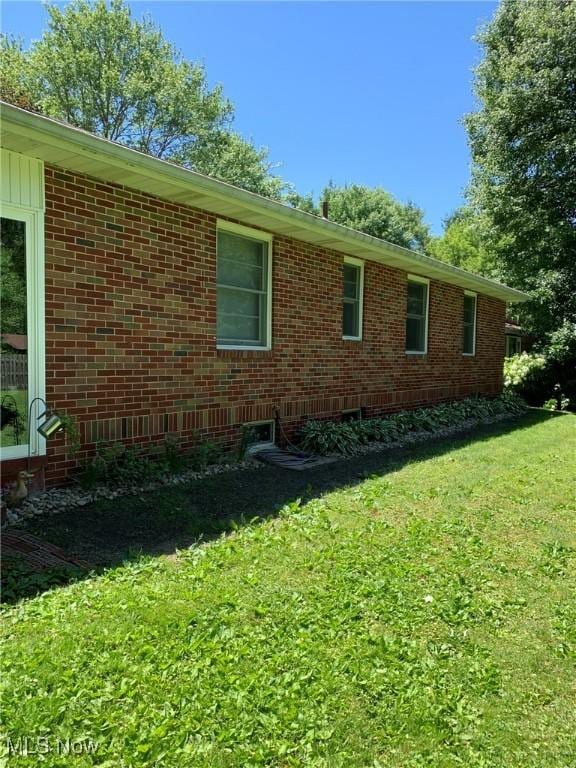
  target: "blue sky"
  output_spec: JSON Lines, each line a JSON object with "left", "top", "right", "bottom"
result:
{"left": 1, "top": 1, "right": 498, "bottom": 234}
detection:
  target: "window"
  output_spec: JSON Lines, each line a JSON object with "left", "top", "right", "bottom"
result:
{"left": 342, "top": 257, "right": 364, "bottom": 340}
{"left": 505, "top": 335, "right": 521, "bottom": 357}
{"left": 0, "top": 207, "right": 45, "bottom": 460}
{"left": 244, "top": 420, "right": 275, "bottom": 453}
{"left": 463, "top": 292, "right": 477, "bottom": 355}
{"left": 406, "top": 276, "right": 429, "bottom": 354}
{"left": 216, "top": 222, "right": 272, "bottom": 349}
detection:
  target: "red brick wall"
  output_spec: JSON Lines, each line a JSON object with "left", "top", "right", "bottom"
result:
{"left": 36, "top": 166, "right": 505, "bottom": 485}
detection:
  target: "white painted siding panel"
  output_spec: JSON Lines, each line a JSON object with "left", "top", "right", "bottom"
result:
{"left": 1, "top": 148, "right": 44, "bottom": 210}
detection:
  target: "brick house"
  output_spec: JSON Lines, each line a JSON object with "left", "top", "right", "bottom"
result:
{"left": 0, "top": 102, "right": 528, "bottom": 489}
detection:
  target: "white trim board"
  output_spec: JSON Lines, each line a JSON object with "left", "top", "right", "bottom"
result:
{"left": 0, "top": 102, "right": 529, "bottom": 304}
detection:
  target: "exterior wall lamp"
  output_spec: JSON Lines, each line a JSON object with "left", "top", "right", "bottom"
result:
{"left": 28, "top": 397, "right": 63, "bottom": 441}
{"left": 27, "top": 397, "right": 64, "bottom": 481}
{"left": 37, "top": 412, "right": 64, "bottom": 439}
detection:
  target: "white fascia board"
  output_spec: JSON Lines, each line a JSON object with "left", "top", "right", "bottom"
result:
{"left": 0, "top": 102, "right": 530, "bottom": 303}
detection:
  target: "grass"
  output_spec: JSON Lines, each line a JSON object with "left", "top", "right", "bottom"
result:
{"left": 1, "top": 411, "right": 575, "bottom": 766}
{"left": 0, "top": 388, "right": 27, "bottom": 447}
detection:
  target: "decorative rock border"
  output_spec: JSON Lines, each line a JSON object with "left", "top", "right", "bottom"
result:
{"left": 2, "top": 409, "right": 525, "bottom": 528}
{"left": 3, "top": 458, "right": 262, "bottom": 528}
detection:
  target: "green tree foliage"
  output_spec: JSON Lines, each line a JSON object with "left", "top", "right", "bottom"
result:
{"left": 323, "top": 183, "right": 430, "bottom": 252}
{"left": 26, "top": 0, "right": 231, "bottom": 158}
{"left": 289, "top": 184, "right": 430, "bottom": 252}
{"left": 0, "top": 1, "right": 283, "bottom": 198}
{"left": 284, "top": 192, "right": 319, "bottom": 216}
{"left": 0, "top": 35, "right": 35, "bottom": 109}
{"left": 466, "top": 0, "right": 576, "bottom": 344}
{"left": 428, "top": 207, "right": 497, "bottom": 277}
{"left": 182, "top": 132, "right": 287, "bottom": 200}
{"left": 0, "top": 219, "right": 27, "bottom": 337}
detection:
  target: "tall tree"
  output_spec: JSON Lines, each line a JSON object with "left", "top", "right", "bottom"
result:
{"left": 291, "top": 183, "right": 430, "bottom": 252}
{"left": 25, "top": 0, "right": 231, "bottom": 159}
{"left": 428, "top": 207, "right": 497, "bottom": 278}
{"left": 0, "top": 1, "right": 285, "bottom": 198}
{"left": 181, "top": 132, "right": 287, "bottom": 200}
{"left": 0, "top": 35, "right": 35, "bottom": 110}
{"left": 466, "top": 0, "right": 576, "bottom": 343}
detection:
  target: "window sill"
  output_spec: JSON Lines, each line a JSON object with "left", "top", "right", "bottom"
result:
{"left": 217, "top": 345, "right": 271, "bottom": 352}
{"left": 247, "top": 441, "right": 275, "bottom": 455}
{"left": 0, "top": 453, "right": 48, "bottom": 470}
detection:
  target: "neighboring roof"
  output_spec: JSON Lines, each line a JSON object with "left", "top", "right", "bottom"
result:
{"left": 1, "top": 334, "right": 28, "bottom": 351}
{"left": 0, "top": 101, "right": 529, "bottom": 303}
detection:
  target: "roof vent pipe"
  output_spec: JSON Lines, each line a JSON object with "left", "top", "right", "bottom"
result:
{"left": 321, "top": 201, "right": 329, "bottom": 219}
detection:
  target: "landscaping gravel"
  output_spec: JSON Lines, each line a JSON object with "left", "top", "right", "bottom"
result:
{"left": 2, "top": 410, "right": 519, "bottom": 527}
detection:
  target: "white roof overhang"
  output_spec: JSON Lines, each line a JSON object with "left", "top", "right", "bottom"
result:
{"left": 0, "top": 102, "right": 529, "bottom": 303}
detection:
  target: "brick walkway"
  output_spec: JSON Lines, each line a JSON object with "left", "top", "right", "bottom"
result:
{"left": 1, "top": 529, "right": 92, "bottom": 571}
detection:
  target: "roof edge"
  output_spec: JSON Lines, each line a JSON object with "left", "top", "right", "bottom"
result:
{"left": 0, "top": 101, "right": 530, "bottom": 303}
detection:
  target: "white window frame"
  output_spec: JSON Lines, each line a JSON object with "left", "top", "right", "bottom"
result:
{"left": 406, "top": 274, "right": 429, "bottom": 355}
{"left": 216, "top": 220, "right": 273, "bottom": 351}
{"left": 342, "top": 256, "right": 364, "bottom": 341}
{"left": 244, "top": 420, "right": 275, "bottom": 454}
{"left": 0, "top": 204, "right": 46, "bottom": 460}
{"left": 463, "top": 290, "right": 477, "bottom": 356}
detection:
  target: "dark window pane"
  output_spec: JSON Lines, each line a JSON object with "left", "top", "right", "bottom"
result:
{"left": 406, "top": 280, "right": 427, "bottom": 352}
{"left": 216, "top": 231, "right": 268, "bottom": 346}
{"left": 407, "top": 282, "right": 425, "bottom": 316}
{"left": 343, "top": 300, "right": 359, "bottom": 337}
{"left": 343, "top": 264, "right": 359, "bottom": 300}
{"left": 406, "top": 316, "right": 425, "bottom": 352}
{"left": 217, "top": 231, "right": 266, "bottom": 290}
{"left": 217, "top": 310, "right": 260, "bottom": 343}
{"left": 218, "top": 232, "right": 264, "bottom": 269}
{"left": 247, "top": 422, "right": 273, "bottom": 445}
{"left": 463, "top": 295, "right": 476, "bottom": 353}
{"left": 463, "top": 324, "right": 474, "bottom": 354}
{"left": 218, "top": 259, "right": 263, "bottom": 291}
{"left": 1, "top": 217, "right": 28, "bottom": 448}
{"left": 217, "top": 287, "right": 260, "bottom": 317}
{"left": 463, "top": 294, "right": 475, "bottom": 325}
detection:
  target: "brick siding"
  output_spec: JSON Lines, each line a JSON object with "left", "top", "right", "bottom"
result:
{"left": 32, "top": 166, "right": 505, "bottom": 485}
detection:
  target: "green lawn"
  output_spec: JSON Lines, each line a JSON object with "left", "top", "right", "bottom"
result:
{"left": 1, "top": 412, "right": 575, "bottom": 767}
{"left": 0, "top": 388, "right": 27, "bottom": 447}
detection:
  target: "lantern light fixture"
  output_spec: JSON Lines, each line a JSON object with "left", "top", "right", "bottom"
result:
{"left": 28, "top": 397, "right": 64, "bottom": 442}
{"left": 37, "top": 412, "right": 63, "bottom": 439}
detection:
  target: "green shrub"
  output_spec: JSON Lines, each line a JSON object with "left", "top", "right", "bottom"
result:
{"left": 300, "top": 394, "right": 526, "bottom": 456}
{"left": 79, "top": 439, "right": 181, "bottom": 489}
{"left": 237, "top": 425, "right": 258, "bottom": 460}
{"left": 543, "top": 394, "right": 571, "bottom": 412}
{"left": 1, "top": 554, "right": 85, "bottom": 604}
{"left": 504, "top": 350, "right": 575, "bottom": 409}
{"left": 162, "top": 434, "right": 187, "bottom": 474}
{"left": 300, "top": 419, "right": 360, "bottom": 455}
{"left": 189, "top": 439, "right": 223, "bottom": 471}
{"left": 504, "top": 353, "right": 547, "bottom": 392}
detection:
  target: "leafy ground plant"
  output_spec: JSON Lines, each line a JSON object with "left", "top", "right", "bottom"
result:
{"left": 1, "top": 554, "right": 85, "bottom": 603}
{"left": 1, "top": 411, "right": 574, "bottom": 767}
{"left": 300, "top": 393, "right": 525, "bottom": 456}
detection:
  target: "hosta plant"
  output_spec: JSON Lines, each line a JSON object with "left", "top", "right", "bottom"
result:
{"left": 300, "top": 394, "right": 526, "bottom": 456}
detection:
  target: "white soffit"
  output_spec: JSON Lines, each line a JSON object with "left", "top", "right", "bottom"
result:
{"left": 0, "top": 102, "right": 529, "bottom": 302}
